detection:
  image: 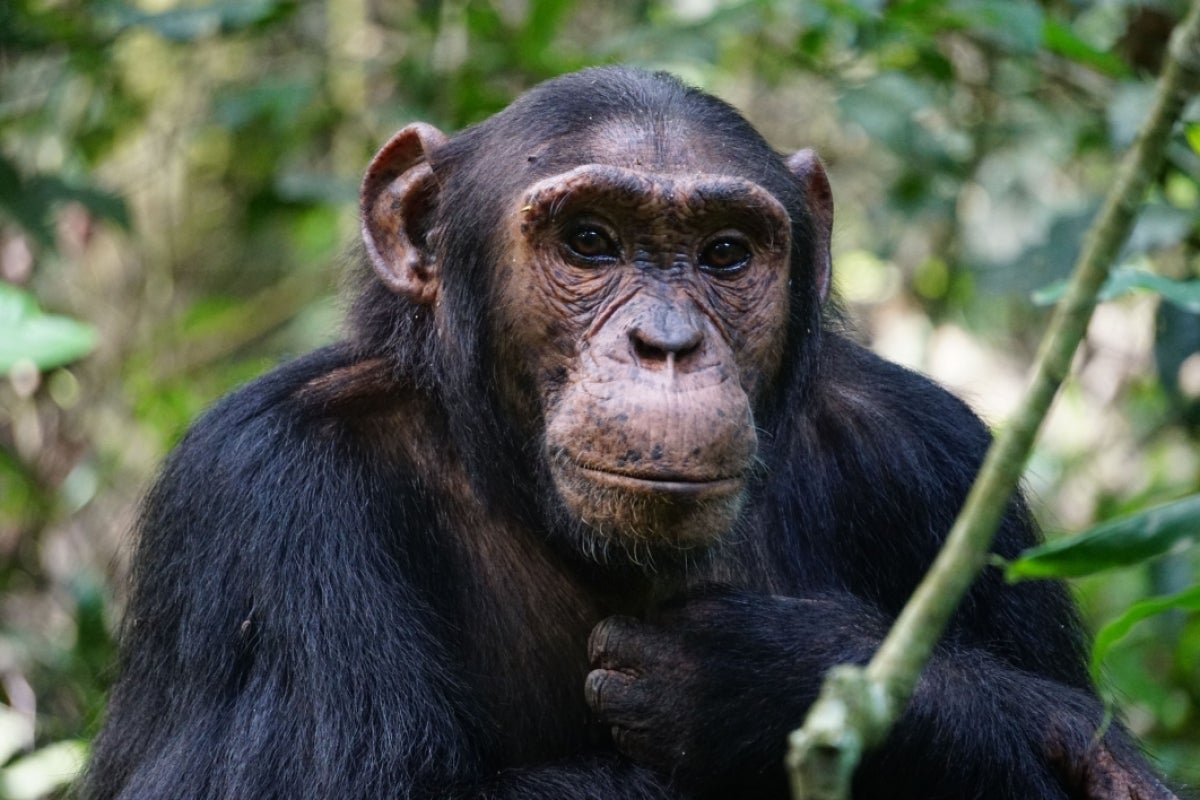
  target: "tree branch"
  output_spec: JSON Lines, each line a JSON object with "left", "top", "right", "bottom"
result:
{"left": 787, "top": 3, "right": 1200, "bottom": 797}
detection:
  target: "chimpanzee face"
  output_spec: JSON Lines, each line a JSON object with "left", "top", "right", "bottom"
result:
{"left": 360, "top": 109, "right": 830, "bottom": 562}
{"left": 495, "top": 159, "right": 792, "bottom": 550}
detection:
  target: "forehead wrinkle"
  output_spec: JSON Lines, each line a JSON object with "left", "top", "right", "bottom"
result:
{"left": 583, "top": 118, "right": 720, "bottom": 174}
{"left": 523, "top": 166, "right": 778, "bottom": 218}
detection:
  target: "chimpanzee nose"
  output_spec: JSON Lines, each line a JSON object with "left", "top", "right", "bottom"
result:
{"left": 629, "top": 304, "right": 705, "bottom": 372}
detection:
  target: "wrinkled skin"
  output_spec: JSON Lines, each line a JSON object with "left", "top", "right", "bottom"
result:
{"left": 363, "top": 114, "right": 811, "bottom": 556}
{"left": 503, "top": 165, "right": 792, "bottom": 548}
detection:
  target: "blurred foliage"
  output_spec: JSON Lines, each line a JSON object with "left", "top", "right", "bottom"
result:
{"left": 0, "top": 0, "right": 1197, "bottom": 794}
{"left": 0, "top": 285, "right": 97, "bottom": 374}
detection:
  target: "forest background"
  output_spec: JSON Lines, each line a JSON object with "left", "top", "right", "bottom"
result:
{"left": 0, "top": 0, "right": 1198, "bottom": 796}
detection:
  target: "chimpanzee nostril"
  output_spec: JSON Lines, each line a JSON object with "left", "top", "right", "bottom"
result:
{"left": 629, "top": 324, "right": 703, "bottom": 370}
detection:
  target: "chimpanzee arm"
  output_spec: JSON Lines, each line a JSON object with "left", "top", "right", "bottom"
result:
{"left": 586, "top": 588, "right": 1174, "bottom": 800}
{"left": 81, "top": 348, "right": 678, "bottom": 800}
{"left": 83, "top": 349, "right": 469, "bottom": 799}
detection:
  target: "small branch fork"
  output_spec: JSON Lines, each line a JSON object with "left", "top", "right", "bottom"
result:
{"left": 786, "top": 3, "right": 1200, "bottom": 798}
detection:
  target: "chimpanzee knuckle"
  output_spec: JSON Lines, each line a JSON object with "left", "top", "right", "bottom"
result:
{"left": 587, "top": 615, "right": 645, "bottom": 666}
{"left": 585, "top": 668, "right": 641, "bottom": 718}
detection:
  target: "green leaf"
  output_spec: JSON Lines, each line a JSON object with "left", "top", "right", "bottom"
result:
{"left": 1090, "top": 585, "right": 1200, "bottom": 681}
{"left": 0, "top": 283, "right": 38, "bottom": 322}
{"left": 0, "top": 284, "right": 97, "bottom": 372}
{"left": 1029, "top": 279, "right": 1075, "bottom": 306}
{"left": 1007, "top": 494, "right": 1200, "bottom": 580}
{"left": 1140, "top": 274, "right": 1200, "bottom": 313}
{"left": 1042, "top": 19, "right": 1129, "bottom": 77}
{"left": 1032, "top": 267, "right": 1200, "bottom": 313}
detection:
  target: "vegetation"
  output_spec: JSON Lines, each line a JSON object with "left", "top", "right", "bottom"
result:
{"left": 790, "top": 4, "right": 1200, "bottom": 794}
{"left": 0, "top": 0, "right": 1197, "bottom": 795}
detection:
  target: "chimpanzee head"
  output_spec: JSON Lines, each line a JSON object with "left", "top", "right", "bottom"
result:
{"left": 356, "top": 67, "right": 833, "bottom": 565}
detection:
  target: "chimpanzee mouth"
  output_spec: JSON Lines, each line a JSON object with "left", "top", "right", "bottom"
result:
{"left": 575, "top": 464, "right": 743, "bottom": 498}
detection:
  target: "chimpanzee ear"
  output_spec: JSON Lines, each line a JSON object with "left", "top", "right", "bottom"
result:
{"left": 361, "top": 123, "right": 449, "bottom": 305}
{"left": 785, "top": 148, "right": 833, "bottom": 303}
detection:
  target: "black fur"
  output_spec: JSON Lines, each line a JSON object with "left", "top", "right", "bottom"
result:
{"left": 83, "top": 68, "right": 1170, "bottom": 800}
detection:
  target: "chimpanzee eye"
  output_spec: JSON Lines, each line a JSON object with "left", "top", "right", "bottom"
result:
{"left": 699, "top": 237, "right": 751, "bottom": 274}
{"left": 564, "top": 224, "right": 619, "bottom": 262}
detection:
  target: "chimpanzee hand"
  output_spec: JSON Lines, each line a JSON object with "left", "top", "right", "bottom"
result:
{"left": 584, "top": 589, "right": 886, "bottom": 796}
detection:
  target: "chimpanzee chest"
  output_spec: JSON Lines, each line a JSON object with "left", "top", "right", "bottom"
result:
{"left": 453, "top": 594, "right": 610, "bottom": 765}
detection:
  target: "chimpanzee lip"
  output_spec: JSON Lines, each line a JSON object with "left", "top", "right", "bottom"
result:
{"left": 575, "top": 464, "right": 743, "bottom": 497}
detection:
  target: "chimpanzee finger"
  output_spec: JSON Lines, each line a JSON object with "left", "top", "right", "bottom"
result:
{"left": 588, "top": 615, "right": 649, "bottom": 669}
{"left": 584, "top": 668, "right": 641, "bottom": 719}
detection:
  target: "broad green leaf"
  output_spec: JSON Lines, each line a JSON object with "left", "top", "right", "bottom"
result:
{"left": 1033, "top": 267, "right": 1200, "bottom": 313}
{"left": 1186, "top": 122, "right": 1200, "bottom": 155}
{"left": 0, "top": 284, "right": 97, "bottom": 372}
{"left": 1090, "top": 585, "right": 1200, "bottom": 681}
{"left": 1007, "top": 494, "right": 1200, "bottom": 580}
{"left": 1041, "top": 19, "right": 1129, "bottom": 77}
{"left": 0, "top": 283, "right": 38, "bottom": 322}
{"left": 1145, "top": 273, "right": 1200, "bottom": 313}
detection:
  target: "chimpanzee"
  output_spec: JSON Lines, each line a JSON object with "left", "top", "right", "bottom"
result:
{"left": 83, "top": 67, "right": 1175, "bottom": 800}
